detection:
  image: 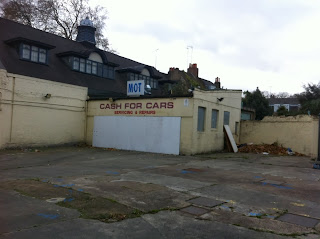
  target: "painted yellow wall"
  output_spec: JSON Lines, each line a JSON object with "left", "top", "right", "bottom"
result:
{"left": 0, "top": 70, "right": 12, "bottom": 148}
{"left": 87, "top": 89, "right": 242, "bottom": 155}
{"left": 190, "top": 89, "right": 242, "bottom": 154}
{"left": 240, "top": 115, "right": 319, "bottom": 157}
{"left": 0, "top": 71, "right": 88, "bottom": 148}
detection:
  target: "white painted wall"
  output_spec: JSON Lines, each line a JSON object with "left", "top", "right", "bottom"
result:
{"left": 93, "top": 116, "right": 181, "bottom": 155}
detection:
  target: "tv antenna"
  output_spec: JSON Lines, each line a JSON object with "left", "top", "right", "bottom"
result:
{"left": 154, "top": 48, "right": 159, "bottom": 68}
{"left": 187, "top": 45, "right": 193, "bottom": 66}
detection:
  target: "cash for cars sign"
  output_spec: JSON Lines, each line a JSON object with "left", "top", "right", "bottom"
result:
{"left": 127, "top": 80, "right": 144, "bottom": 96}
{"left": 99, "top": 101, "right": 174, "bottom": 115}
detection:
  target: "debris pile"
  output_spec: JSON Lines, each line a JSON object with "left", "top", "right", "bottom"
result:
{"left": 238, "top": 144, "right": 304, "bottom": 156}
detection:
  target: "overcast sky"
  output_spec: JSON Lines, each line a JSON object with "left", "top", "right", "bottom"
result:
{"left": 91, "top": 0, "right": 320, "bottom": 95}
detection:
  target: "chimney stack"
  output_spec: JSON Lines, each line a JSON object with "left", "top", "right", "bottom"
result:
{"left": 214, "top": 77, "right": 221, "bottom": 89}
{"left": 187, "top": 63, "right": 198, "bottom": 78}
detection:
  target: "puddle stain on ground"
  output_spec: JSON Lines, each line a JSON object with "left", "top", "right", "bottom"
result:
{"left": 37, "top": 213, "right": 59, "bottom": 219}
{"left": 53, "top": 184, "right": 75, "bottom": 188}
{"left": 106, "top": 171, "right": 120, "bottom": 175}
{"left": 180, "top": 170, "right": 195, "bottom": 174}
{"left": 260, "top": 182, "right": 293, "bottom": 190}
{"left": 248, "top": 212, "right": 262, "bottom": 217}
{"left": 63, "top": 197, "right": 75, "bottom": 202}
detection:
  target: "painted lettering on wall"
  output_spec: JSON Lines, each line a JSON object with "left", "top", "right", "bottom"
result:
{"left": 100, "top": 102, "right": 174, "bottom": 110}
{"left": 99, "top": 101, "right": 174, "bottom": 115}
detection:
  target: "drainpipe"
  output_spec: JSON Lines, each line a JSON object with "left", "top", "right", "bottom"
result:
{"left": 317, "top": 113, "right": 320, "bottom": 162}
{"left": 9, "top": 77, "right": 16, "bottom": 143}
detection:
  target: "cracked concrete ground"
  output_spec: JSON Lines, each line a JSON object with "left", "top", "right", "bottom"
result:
{"left": 0, "top": 147, "right": 319, "bottom": 238}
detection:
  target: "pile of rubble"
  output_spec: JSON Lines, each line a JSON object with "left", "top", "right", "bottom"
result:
{"left": 238, "top": 143, "right": 305, "bottom": 156}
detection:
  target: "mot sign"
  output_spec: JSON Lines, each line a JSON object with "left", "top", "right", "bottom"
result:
{"left": 127, "top": 80, "right": 145, "bottom": 96}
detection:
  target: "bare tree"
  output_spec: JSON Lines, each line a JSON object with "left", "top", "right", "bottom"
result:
{"left": 270, "top": 92, "right": 292, "bottom": 98}
{"left": 1, "top": 0, "right": 114, "bottom": 51}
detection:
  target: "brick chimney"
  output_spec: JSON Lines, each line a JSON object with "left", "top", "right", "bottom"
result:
{"left": 168, "top": 67, "right": 181, "bottom": 81}
{"left": 214, "top": 77, "right": 221, "bottom": 89}
{"left": 187, "top": 63, "right": 198, "bottom": 78}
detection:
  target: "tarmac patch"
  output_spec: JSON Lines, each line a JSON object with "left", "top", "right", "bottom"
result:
{"left": 278, "top": 213, "right": 319, "bottom": 228}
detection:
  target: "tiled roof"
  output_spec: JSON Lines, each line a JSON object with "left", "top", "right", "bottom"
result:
{"left": 268, "top": 98, "right": 300, "bottom": 105}
{"left": 0, "top": 18, "right": 167, "bottom": 97}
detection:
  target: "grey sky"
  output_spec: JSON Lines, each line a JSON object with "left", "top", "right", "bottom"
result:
{"left": 92, "top": 0, "right": 320, "bottom": 94}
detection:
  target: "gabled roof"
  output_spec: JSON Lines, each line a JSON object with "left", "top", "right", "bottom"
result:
{"left": 0, "top": 18, "right": 167, "bottom": 97}
{"left": 268, "top": 98, "right": 300, "bottom": 105}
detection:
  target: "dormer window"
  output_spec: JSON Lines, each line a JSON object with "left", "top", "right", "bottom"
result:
{"left": 69, "top": 56, "right": 114, "bottom": 79}
{"left": 21, "top": 43, "right": 47, "bottom": 64}
{"left": 5, "top": 37, "right": 54, "bottom": 65}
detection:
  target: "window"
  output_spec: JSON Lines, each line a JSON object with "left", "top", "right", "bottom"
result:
{"left": 79, "top": 59, "right": 85, "bottom": 72}
{"left": 39, "top": 49, "right": 47, "bottom": 63}
{"left": 97, "top": 63, "right": 103, "bottom": 76}
{"left": 235, "top": 122, "right": 239, "bottom": 135}
{"left": 21, "top": 43, "right": 47, "bottom": 64}
{"left": 73, "top": 57, "right": 80, "bottom": 70}
{"left": 22, "top": 44, "right": 30, "bottom": 59}
{"left": 31, "top": 46, "right": 38, "bottom": 62}
{"left": 108, "top": 66, "right": 114, "bottom": 79}
{"left": 223, "top": 111, "right": 230, "bottom": 125}
{"left": 92, "top": 62, "right": 97, "bottom": 75}
{"left": 70, "top": 56, "right": 114, "bottom": 79}
{"left": 211, "top": 110, "right": 219, "bottom": 128}
{"left": 86, "top": 60, "right": 92, "bottom": 74}
{"left": 197, "top": 107, "right": 206, "bottom": 132}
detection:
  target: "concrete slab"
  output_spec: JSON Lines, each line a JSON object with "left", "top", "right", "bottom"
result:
{"left": 191, "top": 184, "right": 320, "bottom": 219}
{"left": 188, "top": 197, "right": 225, "bottom": 208}
{"left": 0, "top": 190, "right": 79, "bottom": 234}
{"left": 278, "top": 214, "right": 320, "bottom": 228}
{"left": 180, "top": 206, "right": 209, "bottom": 216}
{"left": 0, "top": 212, "right": 288, "bottom": 239}
{"left": 0, "top": 147, "right": 319, "bottom": 238}
{"left": 200, "top": 209, "right": 316, "bottom": 236}
{"left": 117, "top": 171, "right": 211, "bottom": 191}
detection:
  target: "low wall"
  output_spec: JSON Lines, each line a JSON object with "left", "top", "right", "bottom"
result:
{"left": 240, "top": 115, "right": 319, "bottom": 157}
{"left": 0, "top": 70, "right": 88, "bottom": 149}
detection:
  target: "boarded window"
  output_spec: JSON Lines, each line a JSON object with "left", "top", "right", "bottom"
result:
{"left": 223, "top": 111, "right": 230, "bottom": 125}
{"left": 198, "top": 107, "right": 206, "bottom": 132}
{"left": 211, "top": 110, "right": 218, "bottom": 128}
